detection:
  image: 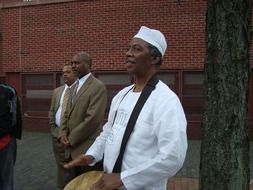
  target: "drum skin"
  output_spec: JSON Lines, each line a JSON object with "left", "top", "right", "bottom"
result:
{"left": 64, "top": 171, "right": 103, "bottom": 190}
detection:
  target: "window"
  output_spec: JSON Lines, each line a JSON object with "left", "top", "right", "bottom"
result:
{"left": 182, "top": 71, "right": 204, "bottom": 115}
{"left": 96, "top": 73, "right": 131, "bottom": 116}
{"left": 22, "top": 73, "right": 61, "bottom": 117}
{"left": 158, "top": 72, "right": 179, "bottom": 96}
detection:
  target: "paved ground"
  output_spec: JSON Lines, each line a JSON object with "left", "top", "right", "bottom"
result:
{"left": 13, "top": 131, "right": 253, "bottom": 190}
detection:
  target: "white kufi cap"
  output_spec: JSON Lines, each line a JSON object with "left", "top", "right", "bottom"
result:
{"left": 134, "top": 26, "right": 167, "bottom": 57}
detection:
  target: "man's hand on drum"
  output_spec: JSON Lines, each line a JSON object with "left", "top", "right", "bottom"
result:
{"left": 90, "top": 173, "right": 123, "bottom": 190}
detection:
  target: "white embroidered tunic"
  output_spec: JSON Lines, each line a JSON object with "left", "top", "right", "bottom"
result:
{"left": 86, "top": 80, "right": 187, "bottom": 190}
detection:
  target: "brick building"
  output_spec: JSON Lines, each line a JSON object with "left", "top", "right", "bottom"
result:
{"left": 0, "top": 0, "right": 252, "bottom": 139}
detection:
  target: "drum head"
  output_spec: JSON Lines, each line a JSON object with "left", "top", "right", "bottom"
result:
{"left": 64, "top": 171, "right": 103, "bottom": 190}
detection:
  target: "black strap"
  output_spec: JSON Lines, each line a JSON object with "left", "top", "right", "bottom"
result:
{"left": 112, "top": 75, "right": 159, "bottom": 173}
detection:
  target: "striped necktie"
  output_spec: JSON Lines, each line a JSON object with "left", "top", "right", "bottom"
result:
{"left": 72, "top": 80, "right": 79, "bottom": 103}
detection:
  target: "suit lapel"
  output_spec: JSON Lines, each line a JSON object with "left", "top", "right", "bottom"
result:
{"left": 70, "top": 75, "right": 93, "bottom": 111}
{"left": 56, "top": 86, "right": 64, "bottom": 111}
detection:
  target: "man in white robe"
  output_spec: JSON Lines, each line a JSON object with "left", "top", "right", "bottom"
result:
{"left": 64, "top": 26, "right": 188, "bottom": 190}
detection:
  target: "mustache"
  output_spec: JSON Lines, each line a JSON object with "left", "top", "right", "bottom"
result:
{"left": 125, "top": 60, "right": 136, "bottom": 64}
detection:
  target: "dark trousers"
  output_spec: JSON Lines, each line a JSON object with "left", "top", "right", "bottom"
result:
{"left": 52, "top": 138, "right": 103, "bottom": 189}
{"left": 52, "top": 137, "right": 76, "bottom": 190}
{"left": 0, "top": 138, "right": 16, "bottom": 190}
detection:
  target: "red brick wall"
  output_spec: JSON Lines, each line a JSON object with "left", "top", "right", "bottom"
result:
{"left": 0, "top": 0, "right": 21, "bottom": 3}
{"left": 0, "top": 0, "right": 207, "bottom": 73}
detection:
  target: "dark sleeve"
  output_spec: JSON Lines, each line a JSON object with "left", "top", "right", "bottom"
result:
{"left": 13, "top": 97, "right": 22, "bottom": 139}
{"left": 0, "top": 90, "right": 12, "bottom": 137}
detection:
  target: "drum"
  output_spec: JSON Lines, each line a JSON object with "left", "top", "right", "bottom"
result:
{"left": 64, "top": 171, "right": 103, "bottom": 190}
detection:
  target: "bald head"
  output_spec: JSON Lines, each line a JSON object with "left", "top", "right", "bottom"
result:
{"left": 71, "top": 51, "right": 92, "bottom": 78}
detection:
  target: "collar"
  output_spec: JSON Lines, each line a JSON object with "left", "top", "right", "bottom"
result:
{"left": 77, "top": 72, "right": 91, "bottom": 92}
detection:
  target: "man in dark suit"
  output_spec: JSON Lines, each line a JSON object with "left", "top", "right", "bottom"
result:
{"left": 49, "top": 64, "right": 77, "bottom": 189}
{"left": 58, "top": 52, "right": 107, "bottom": 178}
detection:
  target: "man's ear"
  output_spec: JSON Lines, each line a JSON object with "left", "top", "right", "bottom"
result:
{"left": 151, "top": 56, "right": 160, "bottom": 65}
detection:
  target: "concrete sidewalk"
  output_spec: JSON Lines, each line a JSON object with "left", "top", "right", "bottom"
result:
{"left": 13, "top": 131, "right": 252, "bottom": 190}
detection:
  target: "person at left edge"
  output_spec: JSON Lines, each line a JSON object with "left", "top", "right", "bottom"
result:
{"left": 49, "top": 63, "right": 77, "bottom": 189}
{"left": 58, "top": 51, "right": 107, "bottom": 178}
{"left": 0, "top": 81, "right": 22, "bottom": 190}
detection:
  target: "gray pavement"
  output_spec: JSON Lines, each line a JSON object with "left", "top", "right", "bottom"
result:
{"left": 14, "top": 131, "right": 57, "bottom": 190}
{"left": 13, "top": 131, "right": 253, "bottom": 190}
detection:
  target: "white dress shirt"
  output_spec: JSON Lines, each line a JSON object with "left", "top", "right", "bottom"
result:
{"left": 55, "top": 83, "right": 76, "bottom": 127}
{"left": 76, "top": 73, "right": 91, "bottom": 94}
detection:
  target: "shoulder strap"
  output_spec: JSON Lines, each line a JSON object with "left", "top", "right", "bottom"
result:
{"left": 112, "top": 75, "right": 159, "bottom": 173}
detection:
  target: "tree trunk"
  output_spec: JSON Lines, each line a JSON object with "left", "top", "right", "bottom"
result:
{"left": 199, "top": 1, "right": 252, "bottom": 190}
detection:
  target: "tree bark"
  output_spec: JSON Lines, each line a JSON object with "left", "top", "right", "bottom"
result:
{"left": 199, "top": 1, "right": 252, "bottom": 190}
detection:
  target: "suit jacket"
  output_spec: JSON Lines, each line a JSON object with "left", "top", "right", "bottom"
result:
{"left": 59, "top": 75, "right": 107, "bottom": 159}
{"left": 48, "top": 85, "right": 65, "bottom": 138}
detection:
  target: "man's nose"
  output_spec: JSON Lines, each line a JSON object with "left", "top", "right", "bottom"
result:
{"left": 126, "top": 48, "right": 133, "bottom": 57}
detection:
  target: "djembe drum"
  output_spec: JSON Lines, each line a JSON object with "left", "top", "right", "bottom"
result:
{"left": 64, "top": 171, "right": 103, "bottom": 190}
